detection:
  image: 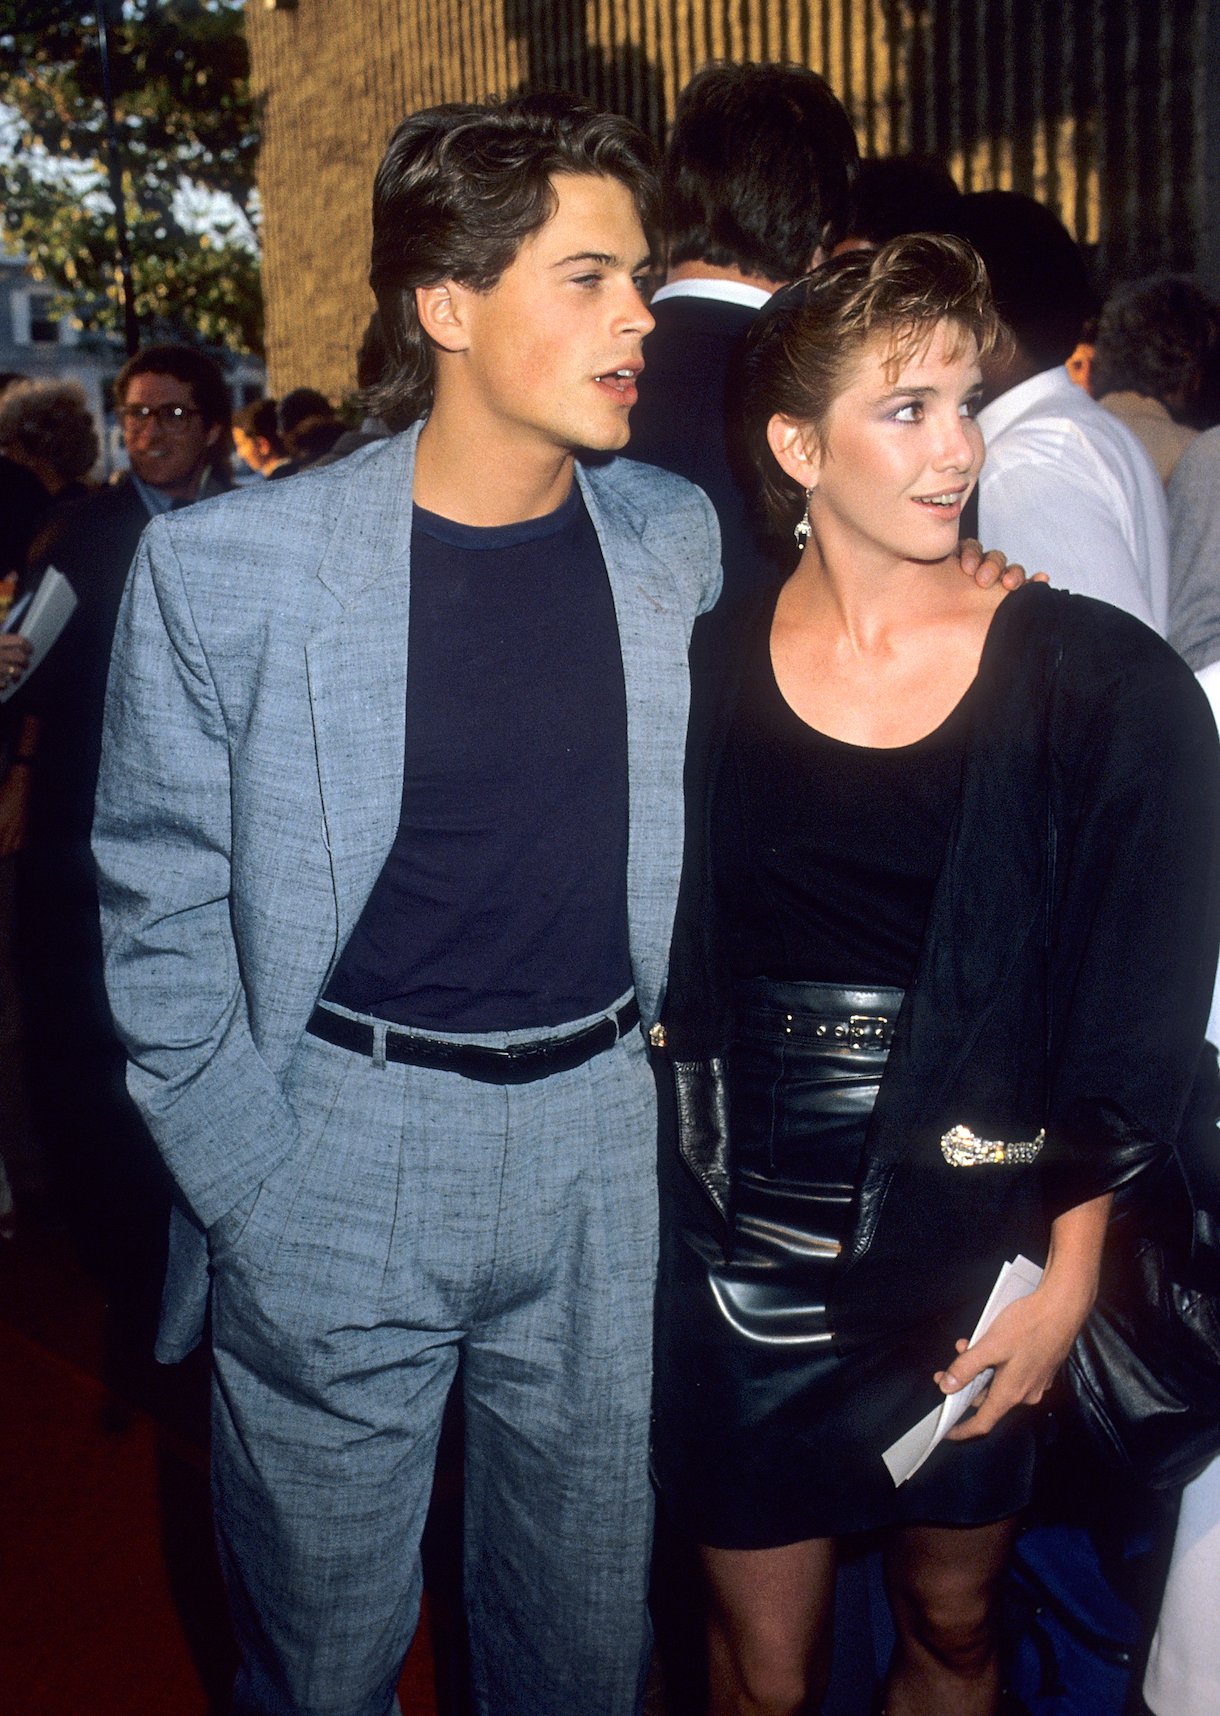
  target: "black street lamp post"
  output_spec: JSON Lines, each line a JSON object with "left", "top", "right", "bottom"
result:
{"left": 95, "top": 0, "right": 140, "bottom": 356}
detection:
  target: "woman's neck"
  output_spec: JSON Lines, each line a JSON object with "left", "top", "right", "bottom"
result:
{"left": 785, "top": 534, "right": 966, "bottom": 657}
{"left": 771, "top": 536, "right": 1005, "bottom": 748}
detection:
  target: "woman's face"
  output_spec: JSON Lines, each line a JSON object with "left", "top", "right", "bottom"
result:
{"left": 789, "top": 318, "right": 985, "bottom": 569}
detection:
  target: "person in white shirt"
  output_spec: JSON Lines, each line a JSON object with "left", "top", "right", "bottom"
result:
{"left": 956, "top": 192, "right": 1169, "bottom": 635}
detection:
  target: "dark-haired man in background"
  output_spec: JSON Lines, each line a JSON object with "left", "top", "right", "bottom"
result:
{"left": 28, "top": 340, "right": 232, "bottom": 882}
{"left": 94, "top": 96, "right": 719, "bottom": 1716}
{"left": 628, "top": 61, "right": 859, "bottom": 606}
{"left": 1090, "top": 274, "right": 1215, "bottom": 488}
{"left": 34, "top": 340, "right": 232, "bottom": 605}
{"left": 232, "top": 397, "right": 294, "bottom": 480}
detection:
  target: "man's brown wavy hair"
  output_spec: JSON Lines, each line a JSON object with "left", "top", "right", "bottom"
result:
{"left": 366, "top": 93, "right": 658, "bottom": 431}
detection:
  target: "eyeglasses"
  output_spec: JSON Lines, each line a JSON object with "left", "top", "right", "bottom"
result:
{"left": 119, "top": 404, "right": 202, "bottom": 431}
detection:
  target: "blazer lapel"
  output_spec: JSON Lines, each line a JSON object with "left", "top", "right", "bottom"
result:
{"left": 304, "top": 428, "right": 418, "bottom": 948}
{"left": 578, "top": 461, "right": 691, "bottom": 1023}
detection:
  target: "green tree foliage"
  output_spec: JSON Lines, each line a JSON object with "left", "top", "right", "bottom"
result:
{"left": 0, "top": 1, "right": 263, "bottom": 354}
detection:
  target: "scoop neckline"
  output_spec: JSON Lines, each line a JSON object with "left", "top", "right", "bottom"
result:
{"left": 764, "top": 593, "right": 984, "bottom": 754}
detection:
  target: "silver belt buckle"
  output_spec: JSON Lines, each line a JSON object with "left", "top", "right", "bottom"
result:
{"left": 849, "top": 1013, "right": 889, "bottom": 1049}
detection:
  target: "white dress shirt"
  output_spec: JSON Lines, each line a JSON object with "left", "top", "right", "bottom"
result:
{"left": 977, "top": 366, "right": 1169, "bottom": 635}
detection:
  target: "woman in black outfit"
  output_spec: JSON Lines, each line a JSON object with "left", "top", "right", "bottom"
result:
{"left": 653, "top": 234, "right": 1220, "bottom": 1715}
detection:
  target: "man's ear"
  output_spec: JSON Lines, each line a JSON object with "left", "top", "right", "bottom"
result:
{"left": 203, "top": 419, "right": 222, "bottom": 451}
{"left": 416, "top": 281, "right": 471, "bottom": 353}
{"left": 766, "top": 413, "right": 822, "bottom": 492}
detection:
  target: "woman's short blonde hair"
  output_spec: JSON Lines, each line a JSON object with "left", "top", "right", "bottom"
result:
{"left": 742, "top": 232, "right": 1006, "bottom": 532}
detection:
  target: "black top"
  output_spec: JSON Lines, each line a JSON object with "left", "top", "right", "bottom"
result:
{"left": 325, "top": 484, "right": 633, "bottom": 1033}
{"left": 722, "top": 613, "right": 973, "bottom": 986}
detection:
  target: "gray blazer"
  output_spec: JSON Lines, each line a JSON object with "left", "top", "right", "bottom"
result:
{"left": 93, "top": 424, "right": 721, "bottom": 1358}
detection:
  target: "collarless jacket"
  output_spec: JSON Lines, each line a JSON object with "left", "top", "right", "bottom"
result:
{"left": 663, "top": 582, "right": 1220, "bottom": 1348}
{"left": 93, "top": 423, "right": 721, "bottom": 1358}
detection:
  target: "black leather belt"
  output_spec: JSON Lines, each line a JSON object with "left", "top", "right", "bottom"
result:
{"left": 305, "top": 997, "right": 640, "bottom": 1085}
{"left": 733, "top": 978, "right": 903, "bottom": 1051}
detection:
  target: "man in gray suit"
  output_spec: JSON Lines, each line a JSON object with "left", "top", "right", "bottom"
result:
{"left": 94, "top": 97, "right": 719, "bottom": 1716}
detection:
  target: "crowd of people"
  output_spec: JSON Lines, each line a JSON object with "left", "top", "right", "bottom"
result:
{"left": 4, "top": 57, "right": 1220, "bottom": 1716}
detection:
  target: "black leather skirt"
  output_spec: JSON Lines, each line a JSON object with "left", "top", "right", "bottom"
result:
{"left": 653, "top": 978, "right": 1037, "bottom": 1548}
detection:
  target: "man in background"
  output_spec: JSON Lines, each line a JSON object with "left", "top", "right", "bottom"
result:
{"left": 1089, "top": 274, "right": 1215, "bottom": 486}
{"left": 28, "top": 341, "right": 231, "bottom": 896}
{"left": 20, "top": 344, "right": 231, "bottom": 1372}
{"left": 628, "top": 61, "right": 858, "bottom": 608}
{"left": 232, "top": 397, "right": 294, "bottom": 479}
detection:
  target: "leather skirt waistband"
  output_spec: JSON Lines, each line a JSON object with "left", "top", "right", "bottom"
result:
{"left": 727, "top": 977, "right": 905, "bottom": 1267}
{"left": 733, "top": 977, "right": 905, "bottom": 1053}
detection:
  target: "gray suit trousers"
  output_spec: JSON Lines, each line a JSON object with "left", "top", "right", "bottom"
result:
{"left": 208, "top": 1003, "right": 658, "bottom": 1716}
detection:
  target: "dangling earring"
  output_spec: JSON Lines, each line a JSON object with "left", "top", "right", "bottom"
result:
{"left": 794, "top": 488, "right": 813, "bottom": 549}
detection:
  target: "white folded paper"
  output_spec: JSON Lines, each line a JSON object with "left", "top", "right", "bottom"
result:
{"left": 0, "top": 566, "right": 78, "bottom": 703}
{"left": 882, "top": 1253, "right": 1044, "bottom": 1486}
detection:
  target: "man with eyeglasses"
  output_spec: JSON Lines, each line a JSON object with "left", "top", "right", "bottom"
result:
{"left": 33, "top": 342, "right": 232, "bottom": 598}
{"left": 27, "top": 344, "right": 233, "bottom": 852}
{"left": 19, "top": 343, "right": 233, "bottom": 1349}
{"left": 117, "top": 357, "right": 230, "bottom": 509}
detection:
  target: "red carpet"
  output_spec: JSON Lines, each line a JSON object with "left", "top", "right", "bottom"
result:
{"left": 1, "top": 1224, "right": 439, "bottom": 1715}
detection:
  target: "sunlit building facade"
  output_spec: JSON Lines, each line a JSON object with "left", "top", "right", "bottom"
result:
{"left": 247, "top": 0, "right": 1220, "bottom": 399}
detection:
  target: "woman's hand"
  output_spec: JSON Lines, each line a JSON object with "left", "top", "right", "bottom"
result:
{"left": 935, "top": 1281, "right": 1090, "bottom": 1438}
{"left": 0, "top": 632, "right": 32, "bottom": 690}
{"left": 957, "top": 539, "right": 1050, "bottom": 591}
{"left": 935, "top": 1190, "right": 1113, "bottom": 1439}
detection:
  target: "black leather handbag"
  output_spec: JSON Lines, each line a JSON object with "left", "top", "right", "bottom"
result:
{"left": 1066, "top": 1227, "right": 1220, "bottom": 1490}
{"left": 1065, "top": 1086, "right": 1220, "bottom": 1492}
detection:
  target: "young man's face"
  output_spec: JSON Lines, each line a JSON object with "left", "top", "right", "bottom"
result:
{"left": 120, "top": 370, "right": 221, "bottom": 498}
{"left": 437, "top": 173, "right": 655, "bottom": 459}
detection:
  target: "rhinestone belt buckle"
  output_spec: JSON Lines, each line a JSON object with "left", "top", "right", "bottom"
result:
{"left": 940, "top": 1123, "right": 1046, "bottom": 1167}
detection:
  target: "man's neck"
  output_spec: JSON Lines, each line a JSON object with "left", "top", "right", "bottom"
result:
{"left": 412, "top": 410, "right": 576, "bottom": 527}
{"left": 130, "top": 468, "right": 204, "bottom": 516}
{"left": 665, "top": 260, "right": 787, "bottom": 292}
{"left": 980, "top": 344, "right": 1047, "bottom": 408}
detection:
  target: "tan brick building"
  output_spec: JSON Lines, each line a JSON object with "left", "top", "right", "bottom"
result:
{"left": 246, "top": 0, "right": 1220, "bottom": 400}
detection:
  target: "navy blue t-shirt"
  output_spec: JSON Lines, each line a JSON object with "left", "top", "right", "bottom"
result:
{"left": 324, "top": 483, "right": 632, "bottom": 1031}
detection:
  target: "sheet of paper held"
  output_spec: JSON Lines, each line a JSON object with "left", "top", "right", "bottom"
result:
{"left": 882, "top": 1254, "right": 1044, "bottom": 1487}
{"left": 0, "top": 566, "right": 78, "bottom": 704}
